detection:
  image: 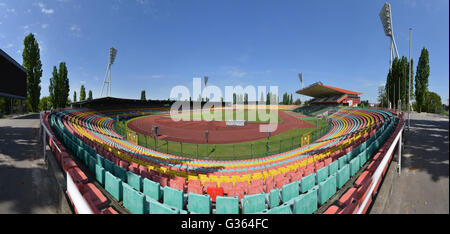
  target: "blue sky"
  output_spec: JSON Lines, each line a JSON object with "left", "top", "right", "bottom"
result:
{"left": 0, "top": 0, "right": 448, "bottom": 103}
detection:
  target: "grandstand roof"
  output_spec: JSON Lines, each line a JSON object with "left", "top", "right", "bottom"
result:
{"left": 296, "top": 82, "right": 362, "bottom": 98}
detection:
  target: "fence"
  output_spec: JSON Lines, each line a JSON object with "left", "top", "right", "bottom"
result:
{"left": 114, "top": 118, "right": 332, "bottom": 161}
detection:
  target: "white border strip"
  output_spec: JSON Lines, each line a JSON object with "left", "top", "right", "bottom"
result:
{"left": 356, "top": 122, "right": 404, "bottom": 214}
{"left": 66, "top": 172, "right": 94, "bottom": 214}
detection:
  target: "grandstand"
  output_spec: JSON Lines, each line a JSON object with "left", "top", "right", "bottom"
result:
{"left": 297, "top": 82, "right": 362, "bottom": 107}
{"left": 40, "top": 97, "right": 404, "bottom": 214}
{"left": 294, "top": 82, "right": 363, "bottom": 117}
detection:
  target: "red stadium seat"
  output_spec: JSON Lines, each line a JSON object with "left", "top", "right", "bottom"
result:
{"left": 206, "top": 187, "right": 224, "bottom": 202}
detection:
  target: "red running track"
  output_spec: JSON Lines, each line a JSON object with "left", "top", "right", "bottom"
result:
{"left": 127, "top": 111, "right": 316, "bottom": 144}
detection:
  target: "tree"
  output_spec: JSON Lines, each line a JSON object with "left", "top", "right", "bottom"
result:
{"left": 80, "top": 85, "right": 86, "bottom": 101}
{"left": 377, "top": 86, "right": 388, "bottom": 108}
{"left": 424, "top": 91, "right": 442, "bottom": 113}
{"left": 140, "top": 90, "right": 146, "bottom": 100}
{"left": 415, "top": 48, "right": 430, "bottom": 113}
{"left": 22, "top": 33, "right": 43, "bottom": 112}
{"left": 59, "top": 62, "right": 70, "bottom": 106}
{"left": 290, "top": 94, "right": 293, "bottom": 105}
{"left": 294, "top": 98, "right": 301, "bottom": 105}
{"left": 49, "top": 66, "right": 58, "bottom": 108}
{"left": 38, "top": 96, "right": 51, "bottom": 111}
{"left": 259, "top": 92, "right": 265, "bottom": 104}
{"left": 73, "top": 91, "right": 77, "bottom": 102}
{"left": 88, "top": 90, "right": 93, "bottom": 100}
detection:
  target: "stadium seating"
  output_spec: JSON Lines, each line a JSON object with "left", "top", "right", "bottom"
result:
{"left": 42, "top": 106, "right": 401, "bottom": 214}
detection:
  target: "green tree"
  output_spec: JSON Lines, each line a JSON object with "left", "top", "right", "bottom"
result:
{"left": 88, "top": 90, "right": 93, "bottom": 100}
{"left": 424, "top": 91, "right": 442, "bottom": 113}
{"left": 294, "top": 98, "right": 301, "bottom": 105}
{"left": 80, "top": 85, "right": 86, "bottom": 101}
{"left": 59, "top": 62, "right": 70, "bottom": 107}
{"left": 49, "top": 66, "right": 58, "bottom": 108}
{"left": 140, "top": 90, "right": 146, "bottom": 100}
{"left": 415, "top": 48, "right": 430, "bottom": 113}
{"left": 22, "top": 33, "right": 42, "bottom": 112}
{"left": 38, "top": 96, "right": 51, "bottom": 111}
{"left": 73, "top": 91, "right": 77, "bottom": 102}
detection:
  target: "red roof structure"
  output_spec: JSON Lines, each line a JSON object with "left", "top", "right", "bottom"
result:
{"left": 296, "top": 82, "right": 362, "bottom": 107}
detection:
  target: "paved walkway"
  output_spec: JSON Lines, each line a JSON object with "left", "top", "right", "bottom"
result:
{"left": 0, "top": 114, "right": 61, "bottom": 213}
{"left": 371, "top": 112, "right": 449, "bottom": 214}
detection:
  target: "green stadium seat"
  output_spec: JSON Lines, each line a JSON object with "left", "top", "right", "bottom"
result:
{"left": 143, "top": 178, "right": 161, "bottom": 201}
{"left": 95, "top": 154, "right": 105, "bottom": 167}
{"left": 215, "top": 196, "right": 239, "bottom": 214}
{"left": 349, "top": 157, "right": 360, "bottom": 177}
{"left": 316, "top": 166, "right": 329, "bottom": 184}
{"left": 318, "top": 174, "right": 337, "bottom": 205}
{"left": 187, "top": 193, "right": 211, "bottom": 214}
{"left": 300, "top": 173, "right": 316, "bottom": 193}
{"left": 268, "top": 188, "right": 280, "bottom": 209}
{"left": 338, "top": 154, "right": 348, "bottom": 169}
{"left": 88, "top": 155, "right": 96, "bottom": 173}
{"left": 266, "top": 203, "right": 292, "bottom": 214}
{"left": 242, "top": 193, "right": 266, "bottom": 214}
{"left": 328, "top": 160, "right": 339, "bottom": 175}
{"left": 147, "top": 196, "right": 179, "bottom": 214}
{"left": 113, "top": 164, "right": 127, "bottom": 182}
{"left": 95, "top": 164, "right": 105, "bottom": 185}
{"left": 105, "top": 171, "right": 123, "bottom": 201}
{"left": 104, "top": 159, "right": 114, "bottom": 174}
{"left": 293, "top": 186, "right": 318, "bottom": 214}
{"left": 127, "top": 171, "right": 142, "bottom": 192}
{"left": 122, "top": 182, "right": 145, "bottom": 214}
{"left": 163, "top": 186, "right": 185, "bottom": 210}
{"left": 337, "top": 164, "right": 350, "bottom": 189}
{"left": 281, "top": 181, "right": 299, "bottom": 203}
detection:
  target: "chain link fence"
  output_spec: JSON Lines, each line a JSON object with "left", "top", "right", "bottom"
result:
{"left": 114, "top": 118, "right": 332, "bottom": 161}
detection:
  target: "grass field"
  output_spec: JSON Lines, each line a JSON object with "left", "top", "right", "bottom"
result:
{"left": 167, "top": 109, "right": 280, "bottom": 123}
{"left": 116, "top": 112, "right": 330, "bottom": 160}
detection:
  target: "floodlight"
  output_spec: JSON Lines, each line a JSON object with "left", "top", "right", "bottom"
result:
{"left": 379, "top": 3, "right": 393, "bottom": 37}
{"left": 109, "top": 47, "right": 117, "bottom": 65}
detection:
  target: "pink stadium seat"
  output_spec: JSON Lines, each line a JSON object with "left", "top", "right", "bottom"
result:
{"left": 187, "top": 184, "right": 203, "bottom": 195}
{"left": 220, "top": 181, "right": 233, "bottom": 195}
{"left": 228, "top": 187, "right": 245, "bottom": 202}
{"left": 203, "top": 181, "right": 217, "bottom": 193}
{"left": 247, "top": 184, "right": 264, "bottom": 195}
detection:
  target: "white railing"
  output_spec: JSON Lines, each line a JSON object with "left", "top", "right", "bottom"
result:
{"left": 66, "top": 172, "right": 93, "bottom": 214}
{"left": 357, "top": 120, "right": 404, "bottom": 214}
{"left": 40, "top": 111, "right": 94, "bottom": 214}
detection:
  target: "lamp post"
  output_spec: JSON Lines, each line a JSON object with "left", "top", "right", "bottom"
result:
{"left": 408, "top": 28, "right": 412, "bottom": 130}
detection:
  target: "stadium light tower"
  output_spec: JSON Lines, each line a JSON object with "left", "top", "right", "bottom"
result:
{"left": 101, "top": 47, "right": 118, "bottom": 97}
{"left": 379, "top": 2, "right": 400, "bottom": 110}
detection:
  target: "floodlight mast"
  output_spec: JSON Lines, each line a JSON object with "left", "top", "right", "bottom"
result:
{"left": 101, "top": 47, "right": 117, "bottom": 97}
{"left": 379, "top": 2, "right": 400, "bottom": 110}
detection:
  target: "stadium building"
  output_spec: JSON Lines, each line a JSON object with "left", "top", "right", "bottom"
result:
{"left": 296, "top": 82, "right": 362, "bottom": 107}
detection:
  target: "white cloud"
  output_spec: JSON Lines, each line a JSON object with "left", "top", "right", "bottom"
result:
{"left": 0, "top": 3, "right": 6, "bottom": 7}
{"left": 70, "top": 25, "right": 80, "bottom": 31}
{"left": 6, "top": 43, "right": 13, "bottom": 48}
{"left": 80, "top": 80, "right": 86, "bottom": 85}
{"left": 41, "top": 24, "right": 49, "bottom": 29}
{"left": 37, "top": 2, "right": 54, "bottom": 14}
{"left": 6, "top": 8, "right": 15, "bottom": 13}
